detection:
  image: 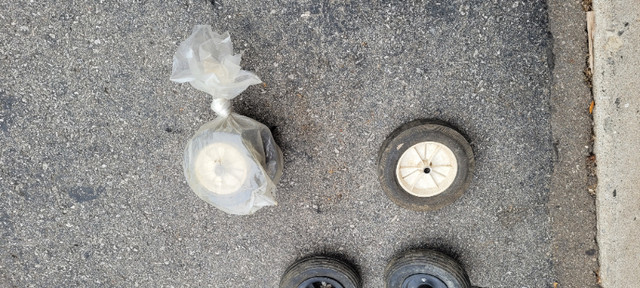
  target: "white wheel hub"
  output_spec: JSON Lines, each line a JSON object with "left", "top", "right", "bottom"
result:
{"left": 194, "top": 142, "right": 248, "bottom": 195}
{"left": 395, "top": 141, "right": 458, "bottom": 197}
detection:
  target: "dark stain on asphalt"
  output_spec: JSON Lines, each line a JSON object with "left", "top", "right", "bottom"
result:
{"left": 164, "top": 127, "right": 182, "bottom": 134}
{"left": 68, "top": 186, "right": 106, "bottom": 202}
{"left": 497, "top": 206, "right": 529, "bottom": 228}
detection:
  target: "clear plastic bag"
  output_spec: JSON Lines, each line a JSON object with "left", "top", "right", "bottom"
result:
{"left": 171, "top": 25, "right": 283, "bottom": 215}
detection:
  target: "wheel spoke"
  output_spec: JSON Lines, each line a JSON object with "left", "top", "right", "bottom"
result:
{"left": 410, "top": 174, "right": 420, "bottom": 191}
{"left": 428, "top": 145, "right": 441, "bottom": 163}
{"left": 423, "top": 142, "right": 428, "bottom": 161}
{"left": 430, "top": 168, "right": 447, "bottom": 177}
{"left": 429, "top": 173, "right": 439, "bottom": 188}
{"left": 399, "top": 165, "right": 423, "bottom": 169}
{"left": 229, "top": 166, "right": 245, "bottom": 173}
{"left": 413, "top": 146, "right": 423, "bottom": 160}
{"left": 226, "top": 171, "right": 241, "bottom": 181}
{"left": 402, "top": 168, "right": 420, "bottom": 178}
{"left": 216, "top": 147, "right": 226, "bottom": 159}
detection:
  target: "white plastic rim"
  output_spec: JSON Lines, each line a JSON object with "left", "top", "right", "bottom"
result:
{"left": 194, "top": 142, "right": 248, "bottom": 195}
{"left": 395, "top": 141, "right": 458, "bottom": 197}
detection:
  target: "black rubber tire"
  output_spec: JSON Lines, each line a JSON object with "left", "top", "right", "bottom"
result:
{"left": 279, "top": 256, "right": 361, "bottom": 288}
{"left": 377, "top": 120, "right": 474, "bottom": 211}
{"left": 384, "top": 250, "right": 471, "bottom": 288}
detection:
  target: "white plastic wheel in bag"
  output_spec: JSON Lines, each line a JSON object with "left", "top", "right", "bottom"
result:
{"left": 171, "top": 25, "right": 283, "bottom": 215}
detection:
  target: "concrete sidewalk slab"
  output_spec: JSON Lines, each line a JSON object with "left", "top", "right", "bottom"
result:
{"left": 594, "top": 0, "right": 640, "bottom": 286}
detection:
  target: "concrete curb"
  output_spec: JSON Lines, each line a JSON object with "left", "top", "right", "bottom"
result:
{"left": 593, "top": 0, "right": 640, "bottom": 286}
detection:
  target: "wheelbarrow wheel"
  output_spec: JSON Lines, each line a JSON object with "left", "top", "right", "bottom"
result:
{"left": 280, "top": 255, "right": 361, "bottom": 288}
{"left": 384, "top": 250, "right": 471, "bottom": 288}
{"left": 377, "top": 120, "right": 474, "bottom": 211}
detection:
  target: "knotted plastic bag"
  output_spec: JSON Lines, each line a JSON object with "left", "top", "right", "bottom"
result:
{"left": 171, "top": 25, "right": 283, "bottom": 215}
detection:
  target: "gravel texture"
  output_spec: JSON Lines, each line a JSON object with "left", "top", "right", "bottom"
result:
{"left": 1, "top": 1, "right": 560, "bottom": 287}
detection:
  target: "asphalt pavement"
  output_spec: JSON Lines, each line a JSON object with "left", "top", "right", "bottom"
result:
{"left": 0, "top": 1, "right": 594, "bottom": 287}
{"left": 548, "top": 1, "right": 599, "bottom": 287}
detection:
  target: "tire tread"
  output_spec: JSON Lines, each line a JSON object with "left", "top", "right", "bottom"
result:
{"left": 384, "top": 250, "right": 471, "bottom": 288}
{"left": 280, "top": 256, "right": 361, "bottom": 288}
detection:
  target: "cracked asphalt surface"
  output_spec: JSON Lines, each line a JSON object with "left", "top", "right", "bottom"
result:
{"left": 0, "top": 1, "right": 595, "bottom": 287}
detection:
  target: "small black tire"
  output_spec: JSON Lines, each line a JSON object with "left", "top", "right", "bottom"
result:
{"left": 384, "top": 250, "right": 471, "bottom": 288}
{"left": 377, "top": 120, "right": 474, "bottom": 211}
{"left": 279, "top": 256, "right": 361, "bottom": 288}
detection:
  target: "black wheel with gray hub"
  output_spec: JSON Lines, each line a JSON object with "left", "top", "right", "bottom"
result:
{"left": 384, "top": 250, "right": 471, "bottom": 288}
{"left": 280, "top": 256, "right": 361, "bottom": 288}
{"left": 377, "top": 120, "right": 474, "bottom": 211}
